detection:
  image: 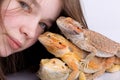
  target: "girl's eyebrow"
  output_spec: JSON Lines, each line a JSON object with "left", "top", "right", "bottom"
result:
{"left": 30, "top": 0, "right": 40, "bottom": 8}
{"left": 48, "top": 18, "right": 54, "bottom": 24}
{"left": 44, "top": 18, "right": 55, "bottom": 27}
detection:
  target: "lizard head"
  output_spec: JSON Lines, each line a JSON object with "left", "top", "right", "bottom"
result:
{"left": 38, "top": 32, "right": 71, "bottom": 57}
{"left": 56, "top": 16, "right": 83, "bottom": 35}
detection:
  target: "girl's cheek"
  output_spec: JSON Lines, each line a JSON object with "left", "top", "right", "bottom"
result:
{"left": 3, "top": 10, "right": 25, "bottom": 27}
{"left": 3, "top": 9, "right": 24, "bottom": 17}
{"left": 3, "top": 14, "right": 18, "bottom": 28}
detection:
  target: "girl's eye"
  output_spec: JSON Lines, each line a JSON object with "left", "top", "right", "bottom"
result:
{"left": 19, "top": 1, "right": 31, "bottom": 12}
{"left": 39, "top": 22, "right": 48, "bottom": 32}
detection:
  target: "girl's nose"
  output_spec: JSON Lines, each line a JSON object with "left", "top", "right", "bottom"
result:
{"left": 20, "top": 21, "right": 39, "bottom": 39}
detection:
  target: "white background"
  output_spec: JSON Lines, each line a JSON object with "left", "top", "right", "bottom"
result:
{"left": 81, "top": 1, "right": 120, "bottom": 80}
{"left": 81, "top": 0, "right": 120, "bottom": 43}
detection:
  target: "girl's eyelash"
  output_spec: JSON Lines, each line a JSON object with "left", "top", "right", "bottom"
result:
{"left": 18, "top": 1, "right": 32, "bottom": 13}
{"left": 39, "top": 22, "right": 48, "bottom": 32}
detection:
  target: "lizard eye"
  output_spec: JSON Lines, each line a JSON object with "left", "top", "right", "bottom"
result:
{"left": 77, "top": 27, "right": 80, "bottom": 29}
{"left": 59, "top": 42, "right": 62, "bottom": 44}
{"left": 47, "top": 34, "right": 51, "bottom": 37}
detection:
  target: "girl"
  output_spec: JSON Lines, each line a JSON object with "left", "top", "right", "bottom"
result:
{"left": 0, "top": 0, "right": 88, "bottom": 79}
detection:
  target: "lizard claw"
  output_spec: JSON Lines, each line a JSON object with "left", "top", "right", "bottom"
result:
{"left": 79, "top": 52, "right": 96, "bottom": 71}
{"left": 79, "top": 59, "right": 89, "bottom": 71}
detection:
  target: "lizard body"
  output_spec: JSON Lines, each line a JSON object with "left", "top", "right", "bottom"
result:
{"left": 56, "top": 16, "right": 120, "bottom": 58}
{"left": 56, "top": 16, "right": 120, "bottom": 68}
{"left": 37, "top": 58, "right": 71, "bottom": 80}
{"left": 38, "top": 32, "right": 120, "bottom": 80}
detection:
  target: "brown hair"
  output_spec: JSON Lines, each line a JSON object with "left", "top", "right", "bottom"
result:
{"left": 49, "top": 0, "right": 88, "bottom": 33}
{"left": 0, "top": 0, "right": 88, "bottom": 79}
{"left": 62, "top": 0, "right": 88, "bottom": 29}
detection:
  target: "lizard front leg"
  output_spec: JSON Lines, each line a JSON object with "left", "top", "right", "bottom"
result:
{"left": 62, "top": 55, "right": 81, "bottom": 80}
{"left": 79, "top": 42, "right": 97, "bottom": 71}
{"left": 66, "top": 60, "right": 80, "bottom": 80}
{"left": 66, "top": 63, "right": 86, "bottom": 80}
{"left": 66, "top": 62, "right": 87, "bottom": 80}
{"left": 79, "top": 71, "right": 86, "bottom": 80}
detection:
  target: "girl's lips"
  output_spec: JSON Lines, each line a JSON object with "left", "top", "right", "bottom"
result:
{"left": 7, "top": 35, "right": 22, "bottom": 50}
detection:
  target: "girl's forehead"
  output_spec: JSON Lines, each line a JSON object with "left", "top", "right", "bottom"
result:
{"left": 36, "top": 0, "right": 63, "bottom": 24}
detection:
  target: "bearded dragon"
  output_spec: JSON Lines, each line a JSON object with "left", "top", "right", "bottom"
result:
{"left": 38, "top": 32, "right": 120, "bottom": 80}
{"left": 37, "top": 58, "right": 71, "bottom": 80}
{"left": 56, "top": 16, "right": 120, "bottom": 69}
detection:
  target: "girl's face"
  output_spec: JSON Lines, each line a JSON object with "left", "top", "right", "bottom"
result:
{"left": 0, "top": 0, "right": 62, "bottom": 57}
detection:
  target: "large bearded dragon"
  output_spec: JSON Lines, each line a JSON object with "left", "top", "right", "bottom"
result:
{"left": 38, "top": 32, "right": 120, "bottom": 80}
{"left": 56, "top": 16, "right": 120, "bottom": 68}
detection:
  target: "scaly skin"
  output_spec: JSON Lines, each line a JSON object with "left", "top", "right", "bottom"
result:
{"left": 56, "top": 16, "right": 120, "bottom": 58}
{"left": 38, "top": 32, "right": 120, "bottom": 80}
{"left": 37, "top": 58, "right": 71, "bottom": 80}
{"left": 56, "top": 16, "right": 120, "bottom": 71}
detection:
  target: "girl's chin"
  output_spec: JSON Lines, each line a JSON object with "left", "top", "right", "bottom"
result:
{"left": 0, "top": 46, "right": 24, "bottom": 57}
{"left": 0, "top": 48, "right": 14, "bottom": 57}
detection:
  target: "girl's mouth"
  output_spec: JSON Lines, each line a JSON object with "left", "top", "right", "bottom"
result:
{"left": 6, "top": 35, "right": 22, "bottom": 50}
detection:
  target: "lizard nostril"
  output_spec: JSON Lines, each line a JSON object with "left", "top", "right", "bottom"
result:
{"left": 52, "top": 60, "right": 56, "bottom": 64}
{"left": 59, "top": 42, "right": 62, "bottom": 44}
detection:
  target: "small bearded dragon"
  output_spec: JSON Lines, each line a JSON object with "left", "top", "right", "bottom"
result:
{"left": 38, "top": 32, "right": 120, "bottom": 80}
{"left": 37, "top": 58, "right": 71, "bottom": 80}
{"left": 56, "top": 16, "right": 120, "bottom": 69}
